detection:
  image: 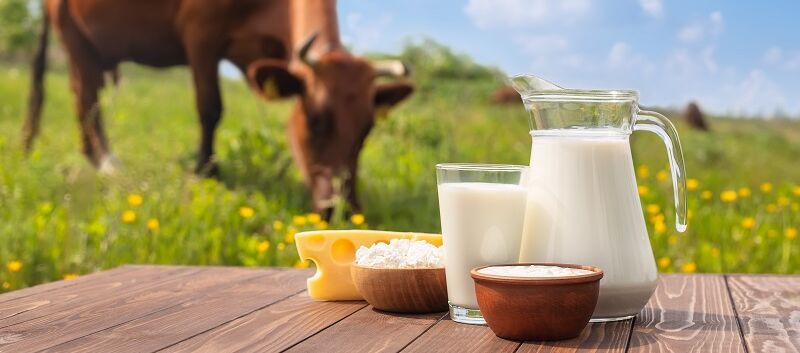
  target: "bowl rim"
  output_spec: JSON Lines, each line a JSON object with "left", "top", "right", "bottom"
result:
{"left": 470, "top": 262, "right": 603, "bottom": 285}
{"left": 351, "top": 262, "right": 445, "bottom": 271}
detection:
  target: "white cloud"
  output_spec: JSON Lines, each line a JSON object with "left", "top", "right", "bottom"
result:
{"left": 677, "top": 11, "right": 724, "bottom": 44}
{"left": 763, "top": 47, "right": 783, "bottom": 65}
{"left": 701, "top": 47, "right": 718, "bottom": 73}
{"left": 342, "top": 12, "right": 392, "bottom": 52}
{"left": 710, "top": 11, "right": 724, "bottom": 35}
{"left": 607, "top": 42, "right": 632, "bottom": 67}
{"left": 724, "top": 70, "right": 786, "bottom": 116}
{"left": 678, "top": 24, "right": 704, "bottom": 43}
{"left": 464, "top": 0, "right": 590, "bottom": 29}
{"left": 761, "top": 46, "right": 800, "bottom": 71}
{"left": 515, "top": 34, "right": 570, "bottom": 54}
{"left": 638, "top": 0, "right": 663, "bottom": 17}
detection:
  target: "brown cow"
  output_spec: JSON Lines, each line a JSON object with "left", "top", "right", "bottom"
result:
{"left": 684, "top": 101, "right": 709, "bottom": 131}
{"left": 21, "top": 0, "right": 414, "bottom": 214}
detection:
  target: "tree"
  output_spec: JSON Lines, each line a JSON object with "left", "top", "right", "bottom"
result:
{"left": 0, "top": 0, "right": 40, "bottom": 58}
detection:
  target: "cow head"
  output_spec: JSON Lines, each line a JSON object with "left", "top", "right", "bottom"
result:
{"left": 246, "top": 33, "right": 414, "bottom": 216}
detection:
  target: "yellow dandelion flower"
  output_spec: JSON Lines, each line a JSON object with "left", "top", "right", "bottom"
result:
{"left": 657, "top": 257, "right": 671, "bottom": 269}
{"left": 286, "top": 226, "right": 297, "bottom": 238}
{"left": 681, "top": 262, "right": 697, "bottom": 273}
{"left": 257, "top": 240, "right": 270, "bottom": 253}
{"left": 654, "top": 222, "right": 666, "bottom": 235}
{"left": 277, "top": 243, "right": 286, "bottom": 252}
{"left": 121, "top": 210, "right": 136, "bottom": 223}
{"left": 720, "top": 190, "right": 737, "bottom": 203}
{"left": 656, "top": 170, "right": 668, "bottom": 181}
{"left": 760, "top": 182, "right": 773, "bottom": 193}
{"left": 239, "top": 206, "right": 254, "bottom": 219}
{"left": 786, "top": 227, "right": 797, "bottom": 240}
{"left": 351, "top": 213, "right": 365, "bottom": 225}
{"left": 146, "top": 218, "right": 160, "bottom": 231}
{"left": 637, "top": 165, "right": 650, "bottom": 179}
{"left": 687, "top": 178, "right": 699, "bottom": 191}
{"left": 793, "top": 186, "right": 800, "bottom": 197}
{"left": 738, "top": 187, "right": 751, "bottom": 198}
{"left": 767, "top": 204, "right": 777, "bottom": 213}
{"left": 646, "top": 204, "right": 660, "bottom": 215}
{"left": 1, "top": 282, "right": 9, "bottom": 289}
{"left": 127, "top": 194, "right": 143, "bottom": 207}
{"left": 650, "top": 213, "right": 665, "bottom": 224}
{"left": 741, "top": 217, "right": 755, "bottom": 229}
{"left": 294, "top": 259, "right": 311, "bottom": 268}
{"left": 63, "top": 273, "right": 78, "bottom": 280}
{"left": 272, "top": 220, "right": 284, "bottom": 231}
{"left": 778, "top": 196, "right": 790, "bottom": 206}
{"left": 317, "top": 221, "right": 329, "bottom": 230}
{"left": 284, "top": 232, "right": 295, "bottom": 244}
{"left": 701, "top": 190, "right": 712, "bottom": 200}
{"left": 710, "top": 247, "right": 720, "bottom": 258}
{"left": 668, "top": 234, "right": 678, "bottom": 245}
{"left": 292, "top": 215, "right": 307, "bottom": 225}
{"left": 307, "top": 213, "right": 322, "bottom": 224}
{"left": 7, "top": 260, "right": 22, "bottom": 272}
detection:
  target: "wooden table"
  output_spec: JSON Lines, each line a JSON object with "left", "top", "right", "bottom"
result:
{"left": 0, "top": 266, "right": 796, "bottom": 352}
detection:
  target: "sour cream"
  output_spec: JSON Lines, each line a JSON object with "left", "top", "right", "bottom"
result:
{"left": 477, "top": 265, "right": 594, "bottom": 278}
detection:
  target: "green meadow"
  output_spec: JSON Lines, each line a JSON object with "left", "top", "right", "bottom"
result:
{"left": 1, "top": 45, "right": 799, "bottom": 291}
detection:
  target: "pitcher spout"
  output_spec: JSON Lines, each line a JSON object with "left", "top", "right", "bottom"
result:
{"left": 509, "top": 75, "right": 564, "bottom": 97}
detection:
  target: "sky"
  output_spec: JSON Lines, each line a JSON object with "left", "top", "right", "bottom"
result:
{"left": 336, "top": 0, "right": 800, "bottom": 117}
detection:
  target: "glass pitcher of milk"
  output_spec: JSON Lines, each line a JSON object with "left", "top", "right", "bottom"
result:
{"left": 512, "top": 75, "right": 687, "bottom": 322}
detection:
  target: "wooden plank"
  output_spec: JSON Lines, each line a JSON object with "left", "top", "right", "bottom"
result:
{"left": 161, "top": 291, "right": 367, "bottom": 353}
{"left": 0, "top": 266, "right": 138, "bottom": 304}
{"left": 402, "top": 318, "right": 519, "bottom": 353}
{"left": 0, "top": 266, "right": 271, "bottom": 352}
{"left": 0, "top": 266, "right": 195, "bottom": 328}
{"left": 628, "top": 274, "right": 745, "bottom": 352}
{"left": 41, "top": 268, "right": 313, "bottom": 353}
{"left": 517, "top": 320, "right": 632, "bottom": 353}
{"left": 727, "top": 275, "right": 800, "bottom": 352}
{"left": 283, "top": 306, "right": 446, "bottom": 353}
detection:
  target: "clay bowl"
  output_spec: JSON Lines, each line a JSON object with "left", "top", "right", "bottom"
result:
{"left": 471, "top": 263, "right": 603, "bottom": 341}
{"left": 351, "top": 264, "right": 448, "bottom": 314}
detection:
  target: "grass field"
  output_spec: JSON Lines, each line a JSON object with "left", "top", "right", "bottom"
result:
{"left": 1, "top": 58, "right": 799, "bottom": 292}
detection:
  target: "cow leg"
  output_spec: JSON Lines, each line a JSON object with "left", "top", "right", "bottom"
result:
{"left": 69, "top": 62, "right": 111, "bottom": 169}
{"left": 188, "top": 51, "right": 223, "bottom": 176}
{"left": 54, "top": 2, "right": 114, "bottom": 171}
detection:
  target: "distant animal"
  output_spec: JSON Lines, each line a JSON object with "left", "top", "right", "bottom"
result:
{"left": 489, "top": 85, "right": 521, "bottom": 104}
{"left": 684, "top": 101, "right": 709, "bottom": 131}
{"left": 22, "top": 0, "right": 413, "bottom": 215}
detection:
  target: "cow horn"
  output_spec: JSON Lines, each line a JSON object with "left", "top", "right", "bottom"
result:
{"left": 298, "top": 32, "right": 319, "bottom": 66}
{"left": 372, "top": 60, "right": 410, "bottom": 77}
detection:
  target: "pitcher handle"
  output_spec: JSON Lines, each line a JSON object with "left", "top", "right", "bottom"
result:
{"left": 634, "top": 109, "right": 687, "bottom": 232}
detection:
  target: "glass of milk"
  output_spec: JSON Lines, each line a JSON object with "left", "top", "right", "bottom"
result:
{"left": 435, "top": 164, "right": 528, "bottom": 325}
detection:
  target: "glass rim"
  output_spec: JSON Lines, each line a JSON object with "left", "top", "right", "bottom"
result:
{"left": 521, "top": 89, "right": 639, "bottom": 102}
{"left": 435, "top": 163, "right": 528, "bottom": 172}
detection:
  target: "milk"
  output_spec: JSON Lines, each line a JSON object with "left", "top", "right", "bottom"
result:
{"left": 437, "top": 182, "right": 527, "bottom": 309}
{"left": 519, "top": 134, "right": 658, "bottom": 319}
{"left": 477, "top": 265, "right": 594, "bottom": 277}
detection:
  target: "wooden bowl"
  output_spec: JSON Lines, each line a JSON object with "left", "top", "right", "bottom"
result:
{"left": 471, "top": 263, "right": 603, "bottom": 341}
{"left": 350, "top": 264, "right": 448, "bottom": 313}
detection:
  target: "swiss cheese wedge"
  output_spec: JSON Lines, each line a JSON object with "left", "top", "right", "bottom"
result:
{"left": 294, "top": 230, "right": 442, "bottom": 301}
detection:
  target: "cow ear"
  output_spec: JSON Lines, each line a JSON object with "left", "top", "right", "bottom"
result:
{"left": 247, "top": 59, "right": 305, "bottom": 100}
{"left": 374, "top": 81, "right": 414, "bottom": 107}
{"left": 373, "top": 82, "right": 414, "bottom": 119}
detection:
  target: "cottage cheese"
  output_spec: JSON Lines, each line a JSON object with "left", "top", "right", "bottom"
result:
{"left": 355, "top": 239, "right": 444, "bottom": 268}
{"left": 477, "top": 265, "right": 593, "bottom": 277}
